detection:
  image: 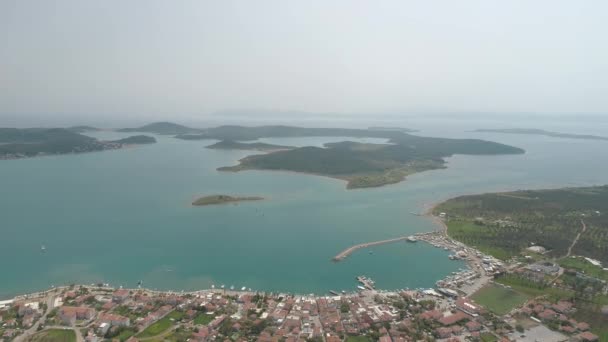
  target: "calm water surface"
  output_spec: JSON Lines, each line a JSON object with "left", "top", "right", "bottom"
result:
{"left": 1, "top": 121, "right": 607, "bottom": 299}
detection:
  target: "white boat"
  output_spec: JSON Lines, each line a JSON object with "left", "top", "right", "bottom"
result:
{"left": 407, "top": 236, "right": 417, "bottom": 242}
{"left": 40, "top": 244, "right": 46, "bottom": 252}
{"left": 241, "top": 287, "right": 246, "bottom": 291}
{"left": 357, "top": 286, "right": 366, "bottom": 290}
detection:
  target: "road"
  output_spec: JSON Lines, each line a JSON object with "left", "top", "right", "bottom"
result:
{"left": 14, "top": 294, "right": 57, "bottom": 342}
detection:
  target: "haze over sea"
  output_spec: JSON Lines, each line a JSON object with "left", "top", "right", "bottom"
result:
{"left": 1, "top": 116, "right": 607, "bottom": 299}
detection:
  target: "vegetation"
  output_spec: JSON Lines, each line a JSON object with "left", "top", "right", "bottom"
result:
{"left": 118, "top": 122, "right": 201, "bottom": 135}
{"left": 345, "top": 336, "right": 372, "bottom": 342}
{"left": 475, "top": 128, "right": 608, "bottom": 141}
{"left": 206, "top": 140, "right": 293, "bottom": 151}
{"left": 192, "top": 195, "right": 264, "bottom": 206}
{"left": 29, "top": 329, "right": 76, "bottom": 342}
{"left": 111, "top": 135, "right": 157, "bottom": 144}
{"left": 471, "top": 284, "right": 528, "bottom": 315}
{"left": 193, "top": 312, "right": 216, "bottom": 325}
{"left": 137, "top": 310, "right": 184, "bottom": 338}
{"left": 218, "top": 137, "right": 522, "bottom": 189}
{"left": 558, "top": 256, "right": 608, "bottom": 281}
{"left": 494, "top": 274, "right": 574, "bottom": 302}
{"left": 435, "top": 186, "right": 608, "bottom": 263}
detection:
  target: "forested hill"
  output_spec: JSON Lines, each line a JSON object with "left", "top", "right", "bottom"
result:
{"left": 435, "top": 186, "right": 608, "bottom": 262}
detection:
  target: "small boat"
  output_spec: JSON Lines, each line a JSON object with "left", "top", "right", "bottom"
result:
{"left": 406, "top": 236, "right": 417, "bottom": 243}
{"left": 230, "top": 285, "right": 235, "bottom": 290}
{"left": 40, "top": 244, "right": 46, "bottom": 252}
{"left": 220, "top": 284, "right": 225, "bottom": 289}
{"left": 329, "top": 290, "right": 339, "bottom": 296}
{"left": 357, "top": 286, "right": 366, "bottom": 291}
{"left": 241, "top": 287, "right": 246, "bottom": 291}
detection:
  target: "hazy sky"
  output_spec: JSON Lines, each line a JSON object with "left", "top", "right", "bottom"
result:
{"left": 1, "top": 0, "right": 607, "bottom": 124}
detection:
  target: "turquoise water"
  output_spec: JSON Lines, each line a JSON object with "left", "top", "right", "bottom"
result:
{"left": 2, "top": 123, "right": 608, "bottom": 299}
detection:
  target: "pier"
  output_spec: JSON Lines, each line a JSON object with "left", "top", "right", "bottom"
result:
{"left": 332, "top": 236, "right": 408, "bottom": 261}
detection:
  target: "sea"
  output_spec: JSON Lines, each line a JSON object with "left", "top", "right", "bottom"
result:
{"left": 1, "top": 116, "right": 607, "bottom": 299}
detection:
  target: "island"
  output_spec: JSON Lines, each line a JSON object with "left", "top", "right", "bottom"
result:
{"left": 175, "top": 125, "right": 413, "bottom": 141}
{"left": 111, "top": 135, "right": 157, "bottom": 145}
{"left": 192, "top": 194, "right": 264, "bottom": 206}
{"left": 67, "top": 125, "right": 101, "bottom": 133}
{"left": 474, "top": 128, "right": 608, "bottom": 141}
{"left": 433, "top": 185, "right": 608, "bottom": 263}
{"left": 216, "top": 132, "right": 525, "bottom": 189}
{"left": 118, "top": 121, "right": 202, "bottom": 135}
{"left": 0, "top": 128, "right": 156, "bottom": 160}
{"left": 206, "top": 140, "right": 293, "bottom": 152}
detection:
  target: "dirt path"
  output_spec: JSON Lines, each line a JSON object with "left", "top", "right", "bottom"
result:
{"left": 566, "top": 219, "right": 587, "bottom": 258}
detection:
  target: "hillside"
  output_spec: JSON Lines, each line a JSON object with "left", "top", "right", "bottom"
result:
{"left": 219, "top": 137, "right": 524, "bottom": 189}
{"left": 434, "top": 186, "right": 608, "bottom": 262}
{"left": 475, "top": 128, "right": 608, "bottom": 141}
{"left": 118, "top": 122, "right": 201, "bottom": 135}
{"left": 206, "top": 140, "right": 293, "bottom": 152}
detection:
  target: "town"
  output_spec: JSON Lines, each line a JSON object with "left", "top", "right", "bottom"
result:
{"left": 2, "top": 222, "right": 605, "bottom": 342}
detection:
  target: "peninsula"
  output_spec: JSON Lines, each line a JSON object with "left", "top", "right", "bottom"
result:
{"left": 475, "top": 128, "right": 608, "bottom": 141}
{"left": 206, "top": 140, "right": 293, "bottom": 152}
{"left": 192, "top": 194, "right": 264, "bottom": 206}
{"left": 434, "top": 185, "right": 608, "bottom": 262}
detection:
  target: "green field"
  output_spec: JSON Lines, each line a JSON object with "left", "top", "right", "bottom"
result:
{"left": 193, "top": 313, "right": 216, "bottom": 325}
{"left": 559, "top": 256, "right": 608, "bottom": 281}
{"left": 346, "top": 336, "right": 372, "bottom": 342}
{"left": 494, "top": 275, "right": 574, "bottom": 302}
{"left": 30, "top": 329, "right": 76, "bottom": 342}
{"left": 471, "top": 284, "right": 529, "bottom": 315}
{"left": 137, "top": 310, "right": 184, "bottom": 338}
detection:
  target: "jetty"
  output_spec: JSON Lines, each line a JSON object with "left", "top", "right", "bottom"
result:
{"left": 332, "top": 236, "right": 408, "bottom": 262}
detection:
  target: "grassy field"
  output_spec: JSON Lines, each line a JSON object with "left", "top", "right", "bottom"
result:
{"left": 346, "top": 336, "right": 372, "bottom": 342}
{"left": 495, "top": 275, "right": 574, "bottom": 302}
{"left": 559, "top": 256, "right": 608, "bottom": 281}
{"left": 30, "top": 329, "right": 76, "bottom": 342}
{"left": 137, "top": 310, "right": 184, "bottom": 338}
{"left": 480, "top": 332, "right": 498, "bottom": 342}
{"left": 193, "top": 313, "right": 216, "bottom": 325}
{"left": 471, "top": 284, "right": 529, "bottom": 315}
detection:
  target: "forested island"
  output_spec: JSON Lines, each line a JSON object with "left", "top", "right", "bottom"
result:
{"left": 206, "top": 140, "right": 293, "bottom": 152}
{"left": 434, "top": 185, "right": 608, "bottom": 263}
{"left": 0, "top": 128, "right": 155, "bottom": 160}
{"left": 216, "top": 133, "right": 524, "bottom": 189}
{"left": 475, "top": 128, "right": 608, "bottom": 141}
{"left": 192, "top": 195, "right": 264, "bottom": 206}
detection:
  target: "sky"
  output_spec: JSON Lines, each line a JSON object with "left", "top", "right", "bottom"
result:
{"left": 1, "top": 0, "right": 607, "bottom": 125}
